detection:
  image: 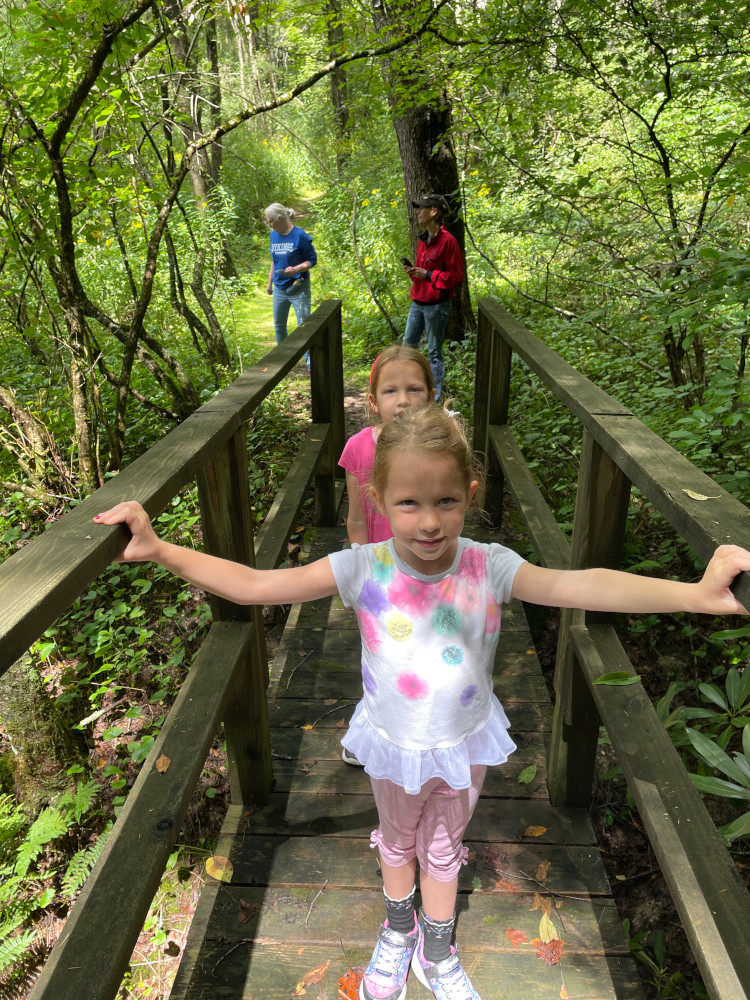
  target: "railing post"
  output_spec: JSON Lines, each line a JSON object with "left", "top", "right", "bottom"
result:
{"left": 310, "top": 301, "right": 344, "bottom": 526}
{"left": 547, "top": 428, "right": 631, "bottom": 806}
{"left": 195, "top": 426, "right": 273, "bottom": 805}
{"left": 473, "top": 300, "right": 511, "bottom": 526}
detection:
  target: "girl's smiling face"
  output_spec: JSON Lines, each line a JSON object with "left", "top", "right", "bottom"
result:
{"left": 373, "top": 449, "right": 477, "bottom": 575}
{"left": 368, "top": 360, "right": 434, "bottom": 426}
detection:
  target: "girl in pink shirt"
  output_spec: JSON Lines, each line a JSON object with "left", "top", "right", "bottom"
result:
{"left": 339, "top": 346, "right": 435, "bottom": 545}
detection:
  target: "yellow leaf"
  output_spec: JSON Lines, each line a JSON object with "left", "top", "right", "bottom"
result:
{"left": 522, "top": 825, "right": 547, "bottom": 838}
{"left": 560, "top": 986, "right": 570, "bottom": 999}
{"left": 727, "top": 193, "right": 736, "bottom": 208}
{"left": 539, "top": 912, "right": 559, "bottom": 943}
{"left": 155, "top": 754, "right": 171, "bottom": 773}
{"left": 683, "top": 489, "right": 720, "bottom": 501}
{"left": 205, "top": 855, "right": 234, "bottom": 882}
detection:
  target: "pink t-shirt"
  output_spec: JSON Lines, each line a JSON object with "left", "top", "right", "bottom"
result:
{"left": 338, "top": 427, "right": 392, "bottom": 543}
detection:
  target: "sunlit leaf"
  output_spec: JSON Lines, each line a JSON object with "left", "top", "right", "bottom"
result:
{"left": 205, "top": 856, "right": 233, "bottom": 882}
{"left": 530, "top": 937, "right": 565, "bottom": 966}
{"left": 338, "top": 966, "right": 365, "bottom": 999}
{"left": 155, "top": 754, "right": 171, "bottom": 773}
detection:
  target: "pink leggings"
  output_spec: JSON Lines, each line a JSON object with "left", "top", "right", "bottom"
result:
{"left": 369, "top": 766, "right": 486, "bottom": 883}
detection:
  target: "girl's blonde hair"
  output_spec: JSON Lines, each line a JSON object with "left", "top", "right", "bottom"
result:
{"left": 367, "top": 345, "right": 434, "bottom": 421}
{"left": 265, "top": 202, "right": 295, "bottom": 223}
{"left": 372, "top": 405, "right": 482, "bottom": 497}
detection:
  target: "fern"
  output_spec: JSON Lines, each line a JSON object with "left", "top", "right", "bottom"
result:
{"left": 61, "top": 823, "right": 111, "bottom": 898}
{"left": 0, "top": 926, "right": 36, "bottom": 975}
{"left": 14, "top": 807, "right": 68, "bottom": 878}
{"left": 56, "top": 779, "right": 98, "bottom": 825}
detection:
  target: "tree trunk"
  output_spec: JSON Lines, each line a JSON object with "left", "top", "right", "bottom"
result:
{"left": 371, "top": 3, "right": 475, "bottom": 337}
{"left": 327, "top": 0, "right": 351, "bottom": 178}
{"left": 0, "top": 654, "right": 83, "bottom": 810}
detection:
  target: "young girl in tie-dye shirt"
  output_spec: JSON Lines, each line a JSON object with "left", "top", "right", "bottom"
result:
{"left": 94, "top": 407, "right": 750, "bottom": 1000}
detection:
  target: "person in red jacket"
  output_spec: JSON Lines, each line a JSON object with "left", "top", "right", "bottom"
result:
{"left": 402, "top": 195, "right": 464, "bottom": 401}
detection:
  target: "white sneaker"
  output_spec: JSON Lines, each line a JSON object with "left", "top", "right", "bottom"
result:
{"left": 342, "top": 747, "right": 365, "bottom": 767}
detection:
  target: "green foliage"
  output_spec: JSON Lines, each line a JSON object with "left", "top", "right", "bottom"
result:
{"left": 0, "top": 782, "right": 102, "bottom": 985}
{"left": 623, "top": 920, "right": 709, "bottom": 999}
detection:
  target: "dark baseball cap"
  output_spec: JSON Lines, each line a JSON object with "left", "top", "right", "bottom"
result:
{"left": 412, "top": 195, "right": 451, "bottom": 217}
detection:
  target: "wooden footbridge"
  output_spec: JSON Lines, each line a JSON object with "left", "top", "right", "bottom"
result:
{"left": 3, "top": 302, "right": 750, "bottom": 1000}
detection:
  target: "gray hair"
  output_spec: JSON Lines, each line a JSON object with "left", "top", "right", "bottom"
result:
{"left": 265, "top": 202, "right": 295, "bottom": 223}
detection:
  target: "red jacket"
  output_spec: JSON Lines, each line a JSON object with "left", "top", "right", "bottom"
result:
{"left": 410, "top": 226, "right": 464, "bottom": 304}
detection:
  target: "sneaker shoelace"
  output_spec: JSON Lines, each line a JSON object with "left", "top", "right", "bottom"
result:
{"left": 371, "top": 936, "right": 410, "bottom": 978}
{"left": 434, "top": 962, "right": 476, "bottom": 1000}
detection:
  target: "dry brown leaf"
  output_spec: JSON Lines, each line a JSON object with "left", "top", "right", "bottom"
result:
{"left": 505, "top": 926, "right": 528, "bottom": 949}
{"left": 323, "top": 698, "right": 338, "bottom": 706}
{"left": 495, "top": 877, "right": 519, "bottom": 893}
{"left": 335, "top": 719, "right": 345, "bottom": 728}
{"left": 530, "top": 891, "right": 543, "bottom": 911}
{"left": 293, "top": 960, "right": 330, "bottom": 996}
{"left": 522, "top": 825, "right": 547, "bottom": 838}
{"left": 205, "top": 855, "right": 233, "bottom": 882}
{"left": 155, "top": 753, "right": 171, "bottom": 773}
{"left": 530, "top": 937, "right": 565, "bottom": 966}
{"left": 238, "top": 899, "right": 261, "bottom": 924}
{"left": 535, "top": 859, "right": 551, "bottom": 885}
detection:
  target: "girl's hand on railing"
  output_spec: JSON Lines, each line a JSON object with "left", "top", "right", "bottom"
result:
{"left": 695, "top": 544, "right": 750, "bottom": 616}
{"left": 93, "top": 501, "right": 166, "bottom": 564}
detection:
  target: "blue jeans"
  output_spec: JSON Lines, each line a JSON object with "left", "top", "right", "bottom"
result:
{"left": 402, "top": 299, "right": 451, "bottom": 400}
{"left": 272, "top": 279, "right": 311, "bottom": 359}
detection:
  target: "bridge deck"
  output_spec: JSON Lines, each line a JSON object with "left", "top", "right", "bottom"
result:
{"left": 169, "top": 517, "right": 644, "bottom": 1000}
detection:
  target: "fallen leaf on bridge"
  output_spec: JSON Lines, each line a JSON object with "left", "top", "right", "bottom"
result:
{"left": 237, "top": 899, "right": 261, "bottom": 924}
{"left": 560, "top": 986, "right": 570, "bottom": 999}
{"left": 535, "top": 859, "right": 551, "bottom": 884}
{"left": 522, "top": 825, "right": 547, "bottom": 838}
{"left": 292, "top": 959, "right": 330, "bottom": 996}
{"left": 538, "top": 911, "right": 559, "bottom": 943}
{"left": 205, "top": 856, "right": 233, "bottom": 882}
{"left": 530, "top": 937, "right": 565, "bottom": 966}
{"left": 155, "top": 754, "right": 171, "bottom": 773}
{"left": 506, "top": 926, "right": 528, "bottom": 949}
{"left": 338, "top": 966, "right": 365, "bottom": 999}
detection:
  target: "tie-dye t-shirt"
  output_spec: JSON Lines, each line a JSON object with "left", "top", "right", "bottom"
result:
{"left": 328, "top": 537, "right": 524, "bottom": 756}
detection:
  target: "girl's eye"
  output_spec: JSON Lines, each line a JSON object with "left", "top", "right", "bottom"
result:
{"left": 409, "top": 386, "right": 426, "bottom": 393}
{"left": 439, "top": 497, "right": 458, "bottom": 506}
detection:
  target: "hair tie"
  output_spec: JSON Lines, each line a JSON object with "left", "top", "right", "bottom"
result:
{"left": 369, "top": 354, "right": 382, "bottom": 386}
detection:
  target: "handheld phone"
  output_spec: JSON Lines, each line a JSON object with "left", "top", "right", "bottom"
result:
{"left": 401, "top": 257, "right": 412, "bottom": 267}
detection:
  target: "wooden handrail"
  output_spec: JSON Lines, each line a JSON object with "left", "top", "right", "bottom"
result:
{"left": 0, "top": 303, "right": 345, "bottom": 1000}
{"left": 473, "top": 298, "right": 750, "bottom": 1000}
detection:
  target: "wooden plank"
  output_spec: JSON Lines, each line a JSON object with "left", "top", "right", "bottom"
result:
{"left": 242, "top": 793, "right": 595, "bottom": 845}
{"left": 490, "top": 424, "right": 572, "bottom": 570}
{"left": 28, "top": 621, "right": 255, "bottom": 1000}
{"left": 254, "top": 424, "right": 330, "bottom": 570}
{"left": 572, "top": 624, "right": 750, "bottom": 1000}
{"left": 172, "top": 939, "right": 644, "bottom": 1000}
{"left": 195, "top": 885, "right": 629, "bottom": 955}
{"left": 215, "top": 815, "right": 612, "bottom": 895}
{"left": 197, "top": 427, "right": 273, "bottom": 805}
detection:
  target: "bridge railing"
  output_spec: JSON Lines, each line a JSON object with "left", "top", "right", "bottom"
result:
{"left": 473, "top": 298, "right": 750, "bottom": 1000}
{"left": 0, "top": 302, "right": 344, "bottom": 1000}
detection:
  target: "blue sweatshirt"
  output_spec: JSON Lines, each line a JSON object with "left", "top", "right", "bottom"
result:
{"left": 270, "top": 226, "right": 317, "bottom": 289}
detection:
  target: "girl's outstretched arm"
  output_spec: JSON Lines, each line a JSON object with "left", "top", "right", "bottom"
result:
{"left": 511, "top": 544, "right": 750, "bottom": 616}
{"left": 94, "top": 501, "right": 339, "bottom": 606}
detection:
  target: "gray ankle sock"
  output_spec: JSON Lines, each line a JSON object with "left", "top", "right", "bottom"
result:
{"left": 422, "top": 910, "right": 455, "bottom": 963}
{"left": 384, "top": 885, "right": 416, "bottom": 934}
